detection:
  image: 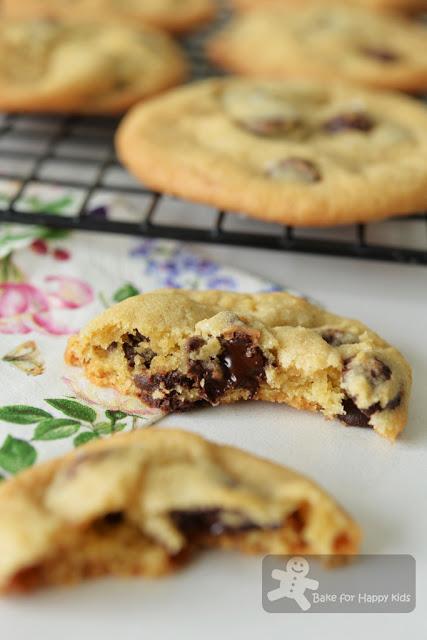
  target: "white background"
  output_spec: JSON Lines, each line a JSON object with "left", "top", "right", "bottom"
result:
{"left": 1, "top": 241, "right": 426, "bottom": 638}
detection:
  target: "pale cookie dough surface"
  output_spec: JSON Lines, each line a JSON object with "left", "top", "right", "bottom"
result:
{"left": 0, "top": 20, "right": 187, "bottom": 114}
{"left": 116, "top": 77, "right": 427, "bottom": 226}
{"left": 231, "top": 0, "right": 427, "bottom": 15}
{"left": 0, "top": 428, "right": 360, "bottom": 593}
{"left": 2, "top": 0, "right": 216, "bottom": 33}
{"left": 65, "top": 289, "right": 412, "bottom": 440}
{"left": 208, "top": 3, "right": 427, "bottom": 92}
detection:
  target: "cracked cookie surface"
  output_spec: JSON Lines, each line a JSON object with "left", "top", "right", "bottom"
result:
{"left": 65, "top": 289, "right": 411, "bottom": 440}
{"left": 0, "top": 20, "right": 187, "bottom": 114}
{"left": 116, "top": 77, "right": 427, "bottom": 226}
{"left": 3, "top": 0, "right": 216, "bottom": 33}
{"left": 208, "top": 3, "right": 427, "bottom": 92}
{"left": 0, "top": 428, "right": 360, "bottom": 593}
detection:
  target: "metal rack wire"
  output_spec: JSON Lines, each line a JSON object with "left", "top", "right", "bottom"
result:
{"left": 0, "top": 16, "right": 426, "bottom": 265}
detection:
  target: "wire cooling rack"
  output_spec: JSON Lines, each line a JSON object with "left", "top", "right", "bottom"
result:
{"left": 0, "top": 14, "right": 426, "bottom": 265}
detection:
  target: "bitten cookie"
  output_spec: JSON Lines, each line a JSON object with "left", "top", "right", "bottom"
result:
{"left": 0, "top": 428, "right": 361, "bottom": 593}
{"left": 208, "top": 3, "right": 427, "bottom": 92}
{"left": 3, "top": 0, "right": 216, "bottom": 34}
{"left": 0, "top": 20, "right": 187, "bottom": 114}
{"left": 65, "top": 289, "right": 412, "bottom": 440}
{"left": 231, "top": 0, "right": 427, "bottom": 15}
{"left": 116, "top": 77, "right": 427, "bottom": 226}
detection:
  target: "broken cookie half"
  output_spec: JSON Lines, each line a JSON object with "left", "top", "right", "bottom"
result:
{"left": 0, "top": 428, "right": 360, "bottom": 593}
{"left": 65, "top": 290, "right": 411, "bottom": 440}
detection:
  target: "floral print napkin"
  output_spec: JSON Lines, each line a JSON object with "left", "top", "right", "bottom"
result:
{"left": 0, "top": 188, "right": 292, "bottom": 480}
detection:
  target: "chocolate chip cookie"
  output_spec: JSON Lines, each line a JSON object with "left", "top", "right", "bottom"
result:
{"left": 116, "top": 77, "right": 427, "bottom": 226}
{"left": 65, "top": 289, "right": 411, "bottom": 440}
{"left": 3, "top": 0, "right": 216, "bottom": 34}
{"left": 0, "top": 428, "right": 360, "bottom": 593}
{"left": 0, "top": 20, "right": 187, "bottom": 114}
{"left": 232, "top": 0, "right": 427, "bottom": 15}
{"left": 208, "top": 3, "right": 427, "bottom": 92}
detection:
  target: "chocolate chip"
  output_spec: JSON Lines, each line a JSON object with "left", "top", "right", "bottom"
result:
{"left": 107, "top": 341, "right": 118, "bottom": 352}
{"left": 286, "top": 508, "right": 306, "bottom": 534}
{"left": 359, "top": 46, "right": 400, "bottom": 63}
{"left": 134, "top": 370, "right": 197, "bottom": 412}
{"left": 339, "top": 396, "right": 373, "bottom": 428}
{"left": 189, "top": 331, "right": 267, "bottom": 404}
{"left": 186, "top": 336, "right": 206, "bottom": 353}
{"left": 339, "top": 389, "right": 402, "bottom": 428}
{"left": 122, "top": 330, "right": 151, "bottom": 368}
{"left": 321, "top": 329, "right": 359, "bottom": 347}
{"left": 219, "top": 332, "right": 266, "bottom": 394}
{"left": 170, "top": 509, "right": 260, "bottom": 538}
{"left": 323, "top": 112, "right": 375, "bottom": 134}
{"left": 139, "top": 348, "right": 157, "bottom": 368}
{"left": 239, "top": 116, "right": 303, "bottom": 138}
{"left": 102, "top": 512, "right": 124, "bottom": 526}
{"left": 370, "top": 358, "right": 392, "bottom": 384}
{"left": 188, "top": 359, "right": 227, "bottom": 405}
{"left": 343, "top": 356, "right": 392, "bottom": 386}
{"left": 386, "top": 391, "right": 402, "bottom": 411}
{"left": 266, "top": 157, "right": 321, "bottom": 183}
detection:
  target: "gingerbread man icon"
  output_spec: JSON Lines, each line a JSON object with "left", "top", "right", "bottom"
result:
{"left": 267, "top": 557, "right": 319, "bottom": 611}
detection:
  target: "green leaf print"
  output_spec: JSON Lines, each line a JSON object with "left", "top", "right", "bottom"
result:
{"left": 23, "top": 195, "right": 74, "bottom": 215}
{"left": 74, "top": 432, "right": 99, "bottom": 448}
{"left": 45, "top": 399, "right": 97, "bottom": 423}
{"left": 93, "top": 422, "right": 113, "bottom": 435}
{"left": 112, "top": 283, "right": 140, "bottom": 303}
{"left": 0, "top": 405, "right": 52, "bottom": 424}
{"left": 0, "top": 436, "right": 37, "bottom": 474}
{"left": 33, "top": 419, "right": 81, "bottom": 441}
{"left": 105, "top": 410, "right": 127, "bottom": 424}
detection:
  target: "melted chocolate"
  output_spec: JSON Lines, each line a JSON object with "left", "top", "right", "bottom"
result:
{"left": 134, "top": 331, "right": 267, "bottom": 412}
{"left": 188, "top": 360, "right": 227, "bottom": 405}
{"left": 220, "top": 333, "right": 266, "bottom": 390}
{"left": 170, "top": 509, "right": 261, "bottom": 538}
{"left": 189, "top": 332, "right": 266, "bottom": 404}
